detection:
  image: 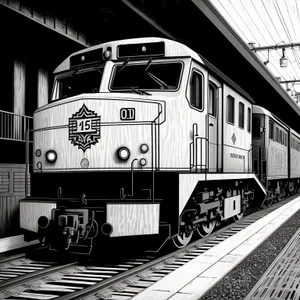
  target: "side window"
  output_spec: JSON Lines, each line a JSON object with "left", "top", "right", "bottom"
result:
{"left": 253, "top": 116, "right": 261, "bottom": 138}
{"left": 238, "top": 102, "right": 245, "bottom": 129}
{"left": 280, "top": 130, "right": 282, "bottom": 144}
{"left": 247, "top": 108, "right": 251, "bottom": 133}
{"left": 276, "top": 128, "right": 279, "bottom": 142}
{"left": 227, "top": 96, "right": 235, "bottom": 124}
{"left": 269, "top": 121, "right": 274, "bottom": 140}
{"left": 190, "top": 72, "right": 203, "bottom": 110}
{"left": 208, "top": 83, "right": 217, "bottom": 117}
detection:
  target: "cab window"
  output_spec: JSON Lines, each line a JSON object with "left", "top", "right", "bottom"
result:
{"left": 253, "top": 116, "right": 261, "bottom": 138}
{"left": 208, "top": 83, "right": 217, "bottom": 117}
{"left": 269, "top": 121, "right": 274, "bottom": 140}
{"left": 190, "top": 71, "right": 203, "bottom": 110}
{"left": 227, "top": 96, "right": 235, "bottom": 124}
{"left": 238, "top": 102, "right": 245, "bottom": 129}
{"left": 247, "top": 108, "right": 251, "bottom": 132}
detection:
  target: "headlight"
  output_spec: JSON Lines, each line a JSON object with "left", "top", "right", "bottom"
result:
{"left": 35, "top": 149, "right": 42, "bottom": 157}
{"left": 46, "top": 150, "right": 57, "bottom": 163}
{"left": 103, "top": 50, "right": 112, "bottom": 60}
{"left": 140, "top": 143, "right": 149, "bottom": 154}
{"left": 117, "top": 147, "right": 130, "bottom": 161}
{"left": 140, "top": 158, "right": 147, "bottom": 166}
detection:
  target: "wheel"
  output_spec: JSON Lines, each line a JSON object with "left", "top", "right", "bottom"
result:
{"left": 261, "top": 197, "right": 273, "bottom": 208}
{"left": 261, "top": 190, "right": 274, "bottom": 208}
{"left": 232, "top": 212, "right": 243, "bottom": 222}
{"left": 172, "top": 230, "right": 193, "bottom": 249}
{"left": 197, "top": 220, "right": 216, "bottom": 237}
{"left": 215, "top": 218, "right": 222, "bottom": 227}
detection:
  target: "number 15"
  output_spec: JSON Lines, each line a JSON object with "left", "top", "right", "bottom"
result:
{"left": 79, "top": 119, "right": 91, "bottom": 131}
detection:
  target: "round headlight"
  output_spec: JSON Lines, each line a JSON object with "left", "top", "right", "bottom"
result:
{"left": 35, "top": 149, "right": 42, "bottom": 157}
{"left": 140, "top": 143, "right": 149, "bottom": 154}
{"left": 81, "top": 158, "right": 89, "bottom": 168}
{"left": 117, "top": 147, "right": 130, "bottom": 161}
{"left": 103, "top": 50, "right": 111, "bottom": 60}
{"left": 140, "top": 158, "right": 147, "bottom": 166}
{"left": 46, "top": 150, "right": 57, "bottom": 163}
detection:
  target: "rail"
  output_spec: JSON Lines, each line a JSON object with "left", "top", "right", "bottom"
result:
{"left": 0, "top": 110, "right": 33, "bottom": 142}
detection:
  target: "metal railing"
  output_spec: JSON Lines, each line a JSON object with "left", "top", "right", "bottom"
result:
{"left": 190, "top": 123, "right": 208, "bottom": 172}
{"left": 253, "top": 146, "right": 267, "bottom": 182}
{"left": 0, "top": 110, "right": 33, "bottom": 142}
{"left": 190, "top": 123, "right": 255, "bottom": 173}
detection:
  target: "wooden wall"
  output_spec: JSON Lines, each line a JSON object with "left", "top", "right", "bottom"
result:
{"left": 0, "top": 164, "right": 30, "bottom": 238}
{"left": 0, "top": 0, "right": 91, "bottom": 47}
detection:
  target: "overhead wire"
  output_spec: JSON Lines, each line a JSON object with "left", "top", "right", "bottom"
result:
{"left": 216, "top": 0, "right": 250, "bottom": 41}
{"left": 274, "top": 0, "right": 292, "bottom": 42}
{"left": 260, "top": 0, "right": 282, "bottom": 40}
{"left": 212, "top": 0, "right": 300, "bottom": 97}
{"left": 282, "top": 0, "right": 300, "bottom": 79}
{"left": 236, "top": 0, "right": 289, "bottom": 80}
{"left": 273, "top": 0, "right": 300, "bottom": 79}
{"left": 296, "top": 0, "right": 300, "bottom": 29}
{"left": 224, "top": 0, "right": 271, "bottom": 65}
{"left": 284, "top": 0, "right": 297, "bottom": 38}
{"left": 251, "top": 0, "right": 277, "bottom": 44}
{"left": 251, "top": 0, "right": 291, "bottom": 80}
{"left": 259, "top": 0, "right": 296, "bottom": 80}
{"left": 216, "top": 0, "right": 271, "bottom": 68}
{"left": 257, "top": 1, "right": 293, "bottom": 81}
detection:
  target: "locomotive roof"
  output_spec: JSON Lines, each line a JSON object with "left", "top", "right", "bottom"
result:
{"left": 199, "top": 55, "right": 254, "bottom": 103}
{"left": 54, "top": 37, "right": 254, "bottom": 103}
{"left": 253, "top": 105, "right": 289, "bottom": 130}
{"left": 54, "top": 37, "right": 201, "bottom": 73}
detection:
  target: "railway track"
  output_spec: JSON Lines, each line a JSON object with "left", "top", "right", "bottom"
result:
{"left": 0, "top": 195, "right": 296, "bottom": 300}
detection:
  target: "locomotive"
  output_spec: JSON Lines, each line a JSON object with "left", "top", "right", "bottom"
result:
{"left": 19, "top": 37, "right": 299, "bottom": 254}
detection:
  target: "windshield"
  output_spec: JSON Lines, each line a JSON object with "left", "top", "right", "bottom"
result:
{"left": 52, "top": 67, "right": 104, "bottom": 101}
{"left": 110, "top": 61, "right": 183, "bottom": 91}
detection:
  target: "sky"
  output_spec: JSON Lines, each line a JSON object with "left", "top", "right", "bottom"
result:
{"left": 209, "top": 0, "right": 300, "bottom": 103}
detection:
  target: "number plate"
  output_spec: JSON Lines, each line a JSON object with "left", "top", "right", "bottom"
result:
{"left": 73, "top": 118, "right": 97, "bottom": 133}
{"left": 120, "top": 108, "right": 135, "bottom": 120}
{"left": 69, "top": 104, "right": 101, "bottom": 152}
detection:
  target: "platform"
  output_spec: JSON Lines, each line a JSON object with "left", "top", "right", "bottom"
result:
{"left": 244, "top": 224, "right": 300, "bottom": 300}
{"left": 0, "top": 235, "right": 38, "bottom": 255}
{"left": 131, "top": 196, "right": 300, "bottom": 300}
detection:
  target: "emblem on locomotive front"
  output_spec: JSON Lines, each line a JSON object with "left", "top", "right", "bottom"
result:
{"left": 69, "top": 104, "right": 101, "bottom": 152}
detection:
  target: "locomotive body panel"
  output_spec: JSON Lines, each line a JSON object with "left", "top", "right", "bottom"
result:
{"left": 33, "top": 95, "right": 164, "bottom": 171}
{"left": 223, "top": 85, "right": 252, "bottom": 173}
{"left": 267, "top": 138, "right": 288, "bottom": 180}
{"left": 107, "top": 203, "right": 160, "bottom": 237}
{"left": 20, "top": 200, "right": 56, "bottom": 233}
{"left": 253, "top": 105, "right": 289, "bottom": 181}
{"left": 290, "top": 128, "right": 300, "bottom": 178}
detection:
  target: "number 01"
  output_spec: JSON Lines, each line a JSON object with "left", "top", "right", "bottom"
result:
{"left": 120, "top": 108, "right": 135, "bottom": 120}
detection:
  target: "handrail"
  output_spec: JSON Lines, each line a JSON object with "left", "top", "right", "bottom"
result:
{"left": 0, "top": 110, "right": 33, "bottom": 142}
